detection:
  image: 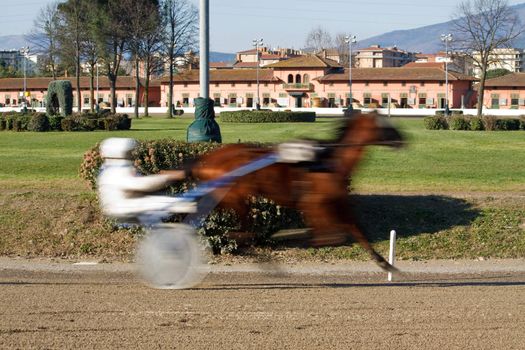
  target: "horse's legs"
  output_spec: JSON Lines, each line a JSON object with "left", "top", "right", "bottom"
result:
{"left": 298, "top": 173, "right": 397, "bottom": 272}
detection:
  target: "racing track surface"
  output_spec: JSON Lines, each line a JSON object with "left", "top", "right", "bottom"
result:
{"left": 1, "top": 259, "right": 524, "bottom": 349}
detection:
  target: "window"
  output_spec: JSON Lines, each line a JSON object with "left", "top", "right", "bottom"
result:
{"left": 419, "top": 96, "right": 427, "bottom": 107}
{"left": 401, "top": 81, "right": 406, "bottom": 87}
{"left": 365, "top": 81, "right": 369, "bottom": 86}
{"left": 264, "top": 83, "right": 268, "bottom": 87}
{"left": 303, "top": 74, "right": 310, "bottom": 83}
{"left": 5, "top": 95, "right": 10, "bottom": 105}
{"left": 329, "top": 82, "right": 334, "bottom": 87}
{"left": 183, "top": 97, "right": 189, "bottom": 106}
{"left": 420, "top": 82, "right": 425, "bottom": 87}
{"left": 214, "top": 97, "right": 221, "bottom": 106}
{"left": 83, "top": 95, "right": 90, "bottom": 106}
{"left": 247, "top": 83, "right": 252, "bottom": 87}
{"left": 231, "top": 83, "right": 235, "bottom": 87}
{"left": 382, "top": 95, "right": 389, "bottom": 107}
{"left": 215, "top": 83, "right": 219, "bottom": 87}
{"left": 363, "top": 97, "right": 372, "bottom": 106}
{"left": 439, "top": 81, "right": 444, "bottom": 86}
{"left": 491, "top": 94, "right": 499, "bottom": 109}
{"left": 288, "top": 74, "right": 293, "bottom": 83}
{"left": 511, "top": 95, "right": 519, "bottom": 108}
{"left": 383, "top": 81, "right": 388, "bottom": 87}
{"left": 296, "top": 74, "right": 301, "bottom": 84}
{"left": 263, "top": 97, "right": 270, "bottom": 106}
{"left": 184, "top": 83, "right": 188, "bottom": 87}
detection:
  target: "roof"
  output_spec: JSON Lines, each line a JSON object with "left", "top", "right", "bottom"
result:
{"left": 159, "top": 69, "right": 278, "bottom": 83}
{"left": 403, "top": 62, "right": 446, "bottom": 69}
{"left": 0, "top": 76, "right": 160, "bottom": 90}
{"left": 485, "top": 73, "right": 525, "bottom": 87}
{"left": 317, "top": 68, "right": 476, "bottom": 82}
{"left": 233, "top": 62, "right": 259, "bottom": 69}
{"left": 237, "top": 48, "right": 258, "bottom": 54}
{"left": 210, "top": 62, "right": 233, "bottom": 69}
{"left": 267, "top": 55, "right": 342, "bottom": 69}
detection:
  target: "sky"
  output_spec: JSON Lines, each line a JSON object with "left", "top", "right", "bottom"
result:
{"left": 1, "top": 0, "right": 524, "bottom": 53}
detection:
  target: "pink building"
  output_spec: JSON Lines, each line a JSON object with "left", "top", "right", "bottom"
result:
{"left": 0, "top": 76, "right": 160, "bottom": 109}
{"left": 160, "top": 55, "right": 476, "bottom": 109}
{"left": 483, "top": 73, "right": 525, "bottom": 109}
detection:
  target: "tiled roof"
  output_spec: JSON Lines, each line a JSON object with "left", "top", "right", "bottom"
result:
{"left": 403, "top": 62, "right": 446, "bottom": 69}
{"left": 485, "top": 73, "right": 525, "bottom": 87}
{"left": 210, "top": 62, "right": 233, "bottom": 68}
{"left": 318, "top": 68, "right": 476, "bottom": 82}
{"left": 267, "top": 55, "right": 342, "bottom": 69}
{"left": 159, "top": 69, "right": 278, "bottom": 83}
{"left": 0, "top": 76, "right": 160, "bottom": 90}
{"left": 237, "top": 48, "right": 258, "bottom": 54}
{"left": 233, "top": 62, "right": 259, "bottom": 68}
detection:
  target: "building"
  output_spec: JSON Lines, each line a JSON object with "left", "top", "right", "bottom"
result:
{"left": 0, "top": 76, "right": 160, "bottom": 108}
{"left": 0, "top": 49, "right": 39, "bottom": 75}
{"left": 483, "top": 73, "right": 525, "bottom": 109}
{"left": 472, "top": 48, "right": 525, "bottom": 77}
{"left": 158, "top": 55, "right": 476, "bottom": 109}
{"left": 355, "top": 45, "right": 416, "bottom": 68}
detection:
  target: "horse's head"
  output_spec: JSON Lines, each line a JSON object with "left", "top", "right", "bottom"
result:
{"left": 342, "top": 112, "right": 405, "bottom": 148}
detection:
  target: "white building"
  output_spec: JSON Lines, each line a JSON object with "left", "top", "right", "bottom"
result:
{"left": 472, "top": 48, "right": 524, "bottom": 77}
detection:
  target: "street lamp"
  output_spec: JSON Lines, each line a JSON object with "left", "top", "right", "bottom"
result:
{"left": 441, "top": 33, "right": 453, "bottom": 116}
{"left": 344, "top": 35, "right": 357, "bottom": 114}
{"left": 253, "top": 38, "right": 263, "bottom": 110}
{"left": 20, "top": 46, "right": 29, "bottom": 108}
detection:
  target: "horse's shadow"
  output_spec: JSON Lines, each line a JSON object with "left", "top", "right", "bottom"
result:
{"left": 350, "top": 194, "right": 479, "bottom": 242}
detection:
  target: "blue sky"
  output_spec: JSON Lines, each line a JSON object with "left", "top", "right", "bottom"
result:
{"left": 2, "top": 0, "right": 524, "bottom": 52}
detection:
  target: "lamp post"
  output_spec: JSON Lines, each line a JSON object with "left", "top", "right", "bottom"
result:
{"left": 253, "top": 39, "right": 263, "bottom": 110}
{"left": 20, "top": 46, "right": 29, "bottom": 108}
{"left": 441, "top": 33, "right": 453, "bottom": 116}
{"left": 344, "top": 35, "right": 357, "bottom": 114}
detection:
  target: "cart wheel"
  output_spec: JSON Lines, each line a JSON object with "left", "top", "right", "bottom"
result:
{"left": 136, "top": 224, "right": 207, "bottom": 289}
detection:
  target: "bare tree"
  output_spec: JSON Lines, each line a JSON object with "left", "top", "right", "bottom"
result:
{"left": 452, "top": 0, "right": 524, "bottom": 117}
{"left": 334, "top": 33, "right": 350, "bottom": 66}
{"left": 162, "top": 0, "right": 198, "bottom": 118}
{"left": 305, "top": 26, "right": 332, "bottom": 53}
{"left": 26, "top": 1, "right": 62, "bottom": 79}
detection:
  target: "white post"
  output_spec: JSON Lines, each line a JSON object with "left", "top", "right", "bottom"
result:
{"left": 199, "top": 0, "right": 209, "bottom": 100}
{"left": 388, "top": 230, "right": 397, "bottom": 282}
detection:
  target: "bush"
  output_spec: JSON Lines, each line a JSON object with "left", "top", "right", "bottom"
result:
{"left": 470, "top": 117, "right": 484, "bottom": 131}
{"left": 220, "top": 110, "right": 316, "bottom": 123}
{"left": 48, "top": 115, "right": 64, "bottom": 131}
{"left": 79, "top": 140, "right": 305, "bottom": 253}
{"left": 0, "top": 117, "right": 5, "bottom": 131}
{"left": 12, "top": 115, "right": 31, "bottom": 132}
{"left": 46, "top": 80, "right": 73, "bottom": 117}
{"left": 28, "top": 113, "right": 50, "bottom": 132}
{"left": 448, "top": 115, "right": 470, "bottom": 130}
{"left": 423, "top": 115, "right": 448, "bottom": 130}
{"left": 496, "top": 118, "right": 520, "bottom": 131}
{"left": 435, "top": 110, "right": 463, "bottom": 116}
{"left": 520, "top": 117, "right": 525, "bottom": 130}
{"left": 482, "top": 116, "right": 498, "bottom": 131}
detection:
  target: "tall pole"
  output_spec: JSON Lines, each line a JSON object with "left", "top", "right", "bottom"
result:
{"left": 21, "top": 47, "right": 28, "bottom": 107}
{"left": 96, "top": 63, "right": 99, "bottom": 112}
{"left": 200, "top": 0, "right": 209, "bottom": 99}
{"left": 253, "top": 39, "right": 263, "bottom": 110}
{"left": 344, "top": 35, "right": 357, "bottom": 114}
{"left": 441, "top": 34, "right": 453, "bottom": 116}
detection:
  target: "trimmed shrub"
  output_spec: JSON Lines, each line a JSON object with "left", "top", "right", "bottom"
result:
{"left": 470, "top": 117, "right": 484, "bottom": 131}
{"left": 13, "top": 115, "right": 31, "bottom": 132}
{"left": 220, "top": 110, "right": 316, "bottom": 123}
{"left": 46, "top": 80, "right": 73, "bottom": 117}
{"left": 48, "top": 115, "right": 64, "bottom": 131}
{"left": 448, "top": 115, "right": 470, "bottom": 130}
{"left": 0, "top": 118, "right": 5, "bottom": 131}
{"left": 496, "top": 118, "right": 520, "bottom": 131}
{"left": 423, "top": 115, "right": 448, "bottom": 130}
{"left": 482, "top": 116, "right": 498, "bottom": 131}
{"left": 519, "top": 116, "right": 525, "bottom": 130}
{"left": 79, "top": 140, "right": 305, "bottom": 253}
{"left": 28, "top": 113, "right": 50, "bottom": 132}
{"left": 435, "top": 110, "right": 463, "bottom": 116}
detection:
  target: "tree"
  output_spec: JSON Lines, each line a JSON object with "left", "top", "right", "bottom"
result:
{"left": 334, "top": 33, "right": 350, "bottom": 66}
{"left": 161, "top": 0, "right": 198, "bottom": 118}
{"left": 305, "top": 26, "right": 332, "bottom": 53}
{"left": 26, "top": 1, "right": 62, "bottom": 79}
{"left": 93, "top": 0, "right": 131, "bottom": 114}
{"left": 486, "top": 68, "right": 512, "bottom": 80}
{"left": 452, "top": 0, "right": 524, "bottom": 117}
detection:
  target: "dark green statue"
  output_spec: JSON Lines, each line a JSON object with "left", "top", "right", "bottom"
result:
{"left": 187, "top": 97, "right": 222, "bottom": 143}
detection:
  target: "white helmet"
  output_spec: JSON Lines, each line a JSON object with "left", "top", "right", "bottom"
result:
{"left": 100, "top": 138, "right": 138, "bottom": 159}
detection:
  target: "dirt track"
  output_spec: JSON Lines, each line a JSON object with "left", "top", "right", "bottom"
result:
{"left": 1, "top": 260, "right": 524, "bottom": 349}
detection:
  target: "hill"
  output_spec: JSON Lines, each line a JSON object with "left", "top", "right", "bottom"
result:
{"left": 358, "top": 2, "right": 525, "bottom": 52}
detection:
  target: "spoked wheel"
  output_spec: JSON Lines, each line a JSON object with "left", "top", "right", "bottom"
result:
{"left": 136, "top": 224, "right": 207, "bottom": 289}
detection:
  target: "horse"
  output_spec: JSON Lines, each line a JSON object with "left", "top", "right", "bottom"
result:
{"left": 190, "top": 112, "right": 404, "bottom": 272}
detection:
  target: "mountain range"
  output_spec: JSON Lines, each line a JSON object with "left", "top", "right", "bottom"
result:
{"left": 2, "top": 3, "right": 525, "bottom": 58}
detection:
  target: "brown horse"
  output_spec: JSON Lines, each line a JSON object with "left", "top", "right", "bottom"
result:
{"left": 190, "top": 112, "right": 404, "bottom": 271}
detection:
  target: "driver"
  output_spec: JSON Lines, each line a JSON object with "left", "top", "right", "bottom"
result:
{"left": 98, "top": 137, "right": 196, "bottom": 219}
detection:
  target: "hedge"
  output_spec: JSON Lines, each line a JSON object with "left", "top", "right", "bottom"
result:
{"left": 0, "top": 112, "right": 131, "bottom": 132}
{"left": 46, "top": 80, "right": 73, "bottom": 117}
{"left": 80, "top": 140, "right": 306, "bottom": 253}
{"left": 424, "top": 115, "right": 525, "bottom": 132}
{"left": 220, "top": 110, "right": 316, "bottom": 123}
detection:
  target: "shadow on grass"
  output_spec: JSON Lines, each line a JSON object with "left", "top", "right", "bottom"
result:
{"left": 130, "top": 128, "right": 184, "bottom": 131}
{"left": 352, "top": 194, "right": 480, "bottom": 242}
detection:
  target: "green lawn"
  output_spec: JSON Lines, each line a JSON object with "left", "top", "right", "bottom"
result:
{"left": 1, "top": 116, "right": 525, "bottom": 192}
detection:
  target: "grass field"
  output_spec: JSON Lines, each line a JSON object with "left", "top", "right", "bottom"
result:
{"left": 1, "top": 116, "right": 525, "bottom": 192}
{"left": 0, "top": 116, "right": 524, "bottom": 260}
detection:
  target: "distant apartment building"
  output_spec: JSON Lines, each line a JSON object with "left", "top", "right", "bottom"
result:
{"left": 0, "top": 49, "right": 39, "bottom": 75}
{"left": 472, "top": 48, "right": 525, "bottom": 77}
{"left": 355, "top": 45, "right": 416, "bottom": 68}
{"left": 235, "top": 47, "right": 303, "bottom": 68}
{"left": 414, "top": 52, "right": 474, "bottom": 75}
